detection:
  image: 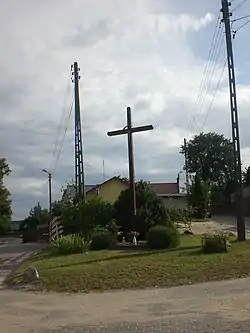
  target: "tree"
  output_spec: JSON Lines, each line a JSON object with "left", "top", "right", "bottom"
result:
{"left": 114, "top": 180, "right": 168, "bottom": 235}
{"left": 180, "top": 132, "right": 235, "bottom": 202}
{"left": 0, "top": 158, "right": 12, "bottom": 235}
{"left": 22, "top": 203, "right": 50, "bottom": 230}
{"left": 57, "top": 197, "right": 115, "bottom": 236}
{"left": 187, "top": 174, "right": 209, "bottom": 219}
{"left": 242, "top": 167, "right": 250, "bottom": 186}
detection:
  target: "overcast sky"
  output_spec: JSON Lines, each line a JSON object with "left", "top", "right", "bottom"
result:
{"left": 1, "top": 0, "right": 250, "bottom": 219}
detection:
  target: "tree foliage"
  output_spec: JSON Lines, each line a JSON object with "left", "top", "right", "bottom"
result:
{"left": 187, "top": 174, "right": 209, "bottom": 219}
{"left": 242, "top": 167, "right": 250, "bottom": 186}
{"left": 181, "top": 132, "right": 234, "bottom": 184}
{"left": 114, "top": 180, "right": 168, "bottom": 234}
{"left": 58, "top": 197, "right": 115, "bottom": 236}
{"left": 22, "top": 202, "right": 50, "bottom": 230}
{"left": 0, "top": 158, "right": 12, "bottom": 235}
{"left": 180, "top": 132, "right": 235, "bottom": 202}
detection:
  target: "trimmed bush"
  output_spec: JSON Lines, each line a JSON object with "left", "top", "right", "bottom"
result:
{"left": 146, "top": 225, "right": 180, "bottom": 250}
{"left": 91, "top": 231, "right": 116, "bottom": 250}
{"left": 202, "top": 232, "right": 228, "bottom": 254}
{"left": 51, "top": 234, "right": 91, "bottom": 255}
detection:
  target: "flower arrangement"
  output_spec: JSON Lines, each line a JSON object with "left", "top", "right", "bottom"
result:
{"left": 126, "top": 230, "right": 140, "bottom": 243}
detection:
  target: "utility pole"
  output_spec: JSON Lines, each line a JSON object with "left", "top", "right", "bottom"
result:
{"left": 42, "top": 169, "right": 52, "bottom": 215}
{"left": 42, "top": 169, "right": 52, "bottom": 238}
{"left": 102, "top": 159, "right": 105, "bottom": 182}
{"left": 221, "top": 0, "right": 245, "bottom": 241}
{"left": 107, "top": 107, "right": 154, "bottom": 225}
{"left": 71, "top": 62, "right": 86, "bottom": 202}
{"left": 184, "top": 138, "right": 189, "bottom": 194}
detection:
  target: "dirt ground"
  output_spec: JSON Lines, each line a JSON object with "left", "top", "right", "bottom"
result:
{"left": 189, "top": 215, "right": 250, "bottom": 237}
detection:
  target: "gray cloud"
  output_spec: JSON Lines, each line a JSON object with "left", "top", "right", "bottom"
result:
{"left": 1, "top": 0, "right": 250, "bottom": 219}
{"left": 65, "top": 19, "right": 112, "bottom": 48}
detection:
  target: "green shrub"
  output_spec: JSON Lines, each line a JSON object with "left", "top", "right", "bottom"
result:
{"left": 146, "top": 225, "right": 180, "bottom": 250}
{"left": 114, "top": 180, "right": 168, "bottom": 235}
{"left": 165, "top": 206, "right": 193, "bottom": 222}
{"left": 202, "top": 232, "right": 228, "bottom": 254}
{"left": 60, "top": 197, "right": 115, "bottom": 237}
{"left": 91, "top": 231, "right": 116, "bottom": 250}
{"left": 51, "top": 234, "right": 91, "bottom": 255}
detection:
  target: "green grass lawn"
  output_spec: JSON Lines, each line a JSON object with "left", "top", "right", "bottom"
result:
{"left": 7, "top": 235, "right": 250, "bottom": 293}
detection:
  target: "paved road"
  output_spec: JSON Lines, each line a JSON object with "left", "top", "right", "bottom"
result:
{"left": 1, "top": 278, "right": 250, "bottom": 332}
{"left": 0, "top": 237, "right": 45, "bottom": 285}
{"left": 212, "top": 215, "right": 250, "bottom": 231}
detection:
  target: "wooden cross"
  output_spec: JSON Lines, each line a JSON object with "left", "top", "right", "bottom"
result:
{"left": 107, "top": 106, "right": 154, "bottom": 220}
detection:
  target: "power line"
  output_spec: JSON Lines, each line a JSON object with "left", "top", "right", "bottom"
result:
{"left": 192, "top": 33, "right": 224, "bottom": 132}
{"left": 231, "top": 14, "right": 250, "bottom": 23}
{"left": 233, "top": 18, "right": 250, "bottom": 37}
{"left": 188, "top": 15, "right": 224, "bottom": 135}
{"left": 188, "top": 14, "right": 222, "bottom": 133}
{"left": 199, "top": 58, "right": 227, "bottom": 131}
{"left": 49, "top": 69, "right": 72, "bottom": 171}
{"left": 232, "top": 0, "right": 249, "bottom": 13}
{"left": 52, "top": 96, "right": 74, "bottom": 173}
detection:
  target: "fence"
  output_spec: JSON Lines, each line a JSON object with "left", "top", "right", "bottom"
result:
{"left": 49, "top": 217, "right": 64, "bottom": 241}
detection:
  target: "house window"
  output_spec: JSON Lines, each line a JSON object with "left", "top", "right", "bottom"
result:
{"left": 95, "top": 187, "right": 100, "bottom": 195}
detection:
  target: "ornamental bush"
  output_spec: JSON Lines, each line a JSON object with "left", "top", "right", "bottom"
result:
{"left": 146, "top": 225, "right": 180, "bottom": 250}
{"left": 91, "top": 231, "right": 116, "bottom": 251}
{"left": 114, "top": 180, "right": 168, "bottom": 235}
{"left": 202, "top": 232, "right": 229, "bottom": 254}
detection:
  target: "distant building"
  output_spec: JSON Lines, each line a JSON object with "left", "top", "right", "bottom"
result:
{"left": 62, "top": 176, "right": 186, "bottom": 207}
{"left": 11, "top": 220, "right": 23, "bottom": 231}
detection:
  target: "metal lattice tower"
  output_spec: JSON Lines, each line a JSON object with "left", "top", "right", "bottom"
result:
{"left": 71, "top": 62, "right": 86, "bottom": 201}
{"left": 221, "top": 0, "right": 245, "bottom": 240}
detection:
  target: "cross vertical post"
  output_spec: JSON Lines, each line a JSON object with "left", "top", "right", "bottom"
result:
{"left": 107, "top": 106, "right": 154, "bottom": 228}
{"left": 127, "top": 107, "right": 136, "bottom": 217}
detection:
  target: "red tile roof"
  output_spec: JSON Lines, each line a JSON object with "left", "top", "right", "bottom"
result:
{"left": 150, "top": 182, "right": 179, "bottom": 195}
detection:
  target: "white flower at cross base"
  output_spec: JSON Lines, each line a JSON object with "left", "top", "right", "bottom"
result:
{"left": 132, "top": 236, "right": 137, "bottom": 245}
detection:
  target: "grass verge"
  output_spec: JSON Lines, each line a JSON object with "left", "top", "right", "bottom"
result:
{"left": 7, "top": 235, "right": 250, "bottom": 293}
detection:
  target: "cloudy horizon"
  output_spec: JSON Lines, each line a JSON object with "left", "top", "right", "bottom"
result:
{"left": 1, "top": 0, "right": 250, "bottom": 220}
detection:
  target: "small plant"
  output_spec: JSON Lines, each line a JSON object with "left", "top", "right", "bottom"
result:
{"left": 202, "top": 231, "right": 229, "bottom": 254}
{"left": 91, "top": 231, "right": 117, "bottom": 250}
{"left": 146, "top": 225, "right": 180, "bottom": 250}
{"left": 51, "top": 234, "right": 91, "bottom": 255}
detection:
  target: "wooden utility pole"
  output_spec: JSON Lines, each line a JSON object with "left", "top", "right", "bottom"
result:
{"left": 184, "top": 138, "right": 189, "bottom": 193}
{"left": 48, "top": 172, "right": 52, "bottom": 216}
{"left": 42, "top": 169, "right": 52, "bottom": 215}
{"left": 71, "top": 62, "right": 86, "bottom": 201}
{"left": 42, "top": 169, "right": 52, "bottom": 238}
{"left": 102, "top": 159, "right": 105, "bottom": 182}
{"left": 107, "top": 107, "right": 154, "bottom": 221}
{"left": 221, "top": 0, "right": 245, "bottom": 241}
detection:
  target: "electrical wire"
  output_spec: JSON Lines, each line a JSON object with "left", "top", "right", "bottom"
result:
{"left": 188, "top": 13, "right": 224, "bottom": 135}
{"left": 233, "top": 18, "right": 250, "bottom": 37}
{"left": 199, "top": 58, "right": 227, "bottom": 132}
{"left": 49, "top": 69, "right": 72, "bottom": 171}
{"left": 192, "top": 32, "right": 224, "bottom": 132}
{"left": 231, "top": 14, "right": 250, "bottom": 23}
{"left": 232, "top": 0, "right": 249, "bottom": 13}
{"left": 52, "top": 95, "right": 74, "bottom": 173}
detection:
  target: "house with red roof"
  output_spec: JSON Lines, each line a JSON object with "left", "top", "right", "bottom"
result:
{"left": 62, "top": 175, "right": 186, "bottom": 208}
